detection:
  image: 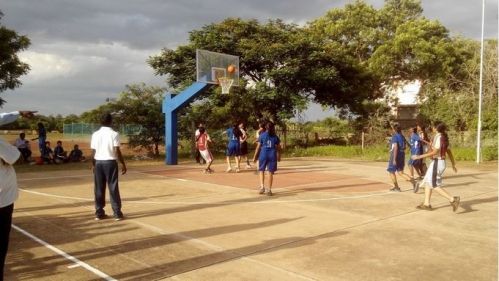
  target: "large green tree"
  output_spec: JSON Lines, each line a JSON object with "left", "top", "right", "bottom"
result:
{"left": 419, "top": 39, "right": 498, "bottom": 133}
{"left": 0, "top": 11, "right": 30, "bottom": 106}
{"left": 149, "top": 18, "right": 309, "bottom": 127}
{"left": 307, "top": 0, "right": 464, "bottom": 117}
{"left": 148, "top": 0, "right": 479, "bottom": 148}
{"left": 86, "top": 84, "right": 166, "bottom": 157}
{"left": 112, "top": 84, "right": 165, "bottom": 156}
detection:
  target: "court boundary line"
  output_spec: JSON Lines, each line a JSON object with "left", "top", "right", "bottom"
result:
{"left": 11, "top": 224, "right": 117, "bottom": 281}
{"left": 141, "top": 189, "right": 498, "bottom": 280}
{"left": 19, "top": 188, "right": 398, "bottom": 205}
{"left": 17, "top": 169, "right": 390, "bottom": 195}
{"left": 132, "top": 220, "right": 316, "bottom": 281}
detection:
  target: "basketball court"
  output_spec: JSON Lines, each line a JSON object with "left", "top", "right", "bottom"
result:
{"left": 5, "top": 158, "right": 497, "bottom": 280}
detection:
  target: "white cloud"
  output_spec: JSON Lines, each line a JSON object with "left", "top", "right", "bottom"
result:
{"left": 1, "top": 0, "right": 497, "bottom": 119}
{"left": 3, "top": 41, "right": 165, "bottom": 115}
{"left": 19, "top": 51, "right": 73, "bottom": 81}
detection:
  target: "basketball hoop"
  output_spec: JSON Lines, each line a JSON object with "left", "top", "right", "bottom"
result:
{"left": 218, "top": 77, "right": 234, "bottom": 94}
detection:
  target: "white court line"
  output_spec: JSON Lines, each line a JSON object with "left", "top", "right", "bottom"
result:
{"left": 12, "top": 224, "right": 116, "bottom": 281}
{"left": 18, "top": 174, "right": 90, "bottom": 181}
{"left": 17, "top": 171, "right": 189, "bottom": 182}
{"left": 19, "top": 189, "right": 94, "bottom": 202}
{"left": 131, "top": 220, "right": 316, "bottom": 280}
{"left": 19, "top": 188, "right": 396, "bottom": 205}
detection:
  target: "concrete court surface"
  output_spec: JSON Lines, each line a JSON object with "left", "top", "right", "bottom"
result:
{"left": 4, "top": 158, "right": 498, "bottom": 281}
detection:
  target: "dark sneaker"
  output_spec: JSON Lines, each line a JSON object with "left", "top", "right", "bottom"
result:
{"left": 95, "top": 214, "right": 108, "bottom": 221}
{"left": 266, "top": 190, "right": 273, "bottom": 196}
{"left": 413, "top": 181, "right": 420, "bottom": 193}
{"left": 258, "top": 187, "right": 265, "bottom": 194}
{"left": 416, "top": 203, "right": 432, "bottom": 211}
{"left": 451, "top": 196, "right": 460, "bottom": 212}
{"left": 389, "top": 187, "right": 401, "bottom": 192}
{"left": 114, "top": 215, "right": 124, "bottom": 221}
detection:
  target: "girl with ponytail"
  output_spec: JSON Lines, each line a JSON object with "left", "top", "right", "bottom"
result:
{"left": 412, "top": 121, "right": 460, "bottom": 212}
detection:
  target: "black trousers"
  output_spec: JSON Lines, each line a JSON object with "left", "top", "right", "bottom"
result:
{"left": 94, "top": 160, "right": 122, "bottom": 217}
{"left": 0, "top": 204, "right": 14, "bottom": 281}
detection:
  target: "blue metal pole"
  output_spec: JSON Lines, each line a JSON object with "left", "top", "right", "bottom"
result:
{"left": 163, "top": 82, "right": 211, "bottom": 165}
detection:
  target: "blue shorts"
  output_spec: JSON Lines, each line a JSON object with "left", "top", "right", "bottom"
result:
{"left": 258, "top": 152, "right": 277, "bottom": 173}
{"left": 387, "top": 153, "right": 405, "bottom": 173}
{"left": 226, "top": 141, "right": 240, "bottom": 156}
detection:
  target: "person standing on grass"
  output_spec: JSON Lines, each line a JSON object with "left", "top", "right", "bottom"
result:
{"left": 411, "top": 121, "right": 460, "bottom": 212}
{"left": 387, "top": 123, "right": 416, "bottom": 192}
{"left": 31, "top": 122, "right": 47, "bottom": 157}
{"left": 91, "top": 113, "right": 127, "bottom": 221}
{"left": 197, "top": 126, "right": 214, "bottom": 173}
{"left": 407, "top": 127, "right": 423, "bottom": 182}
{"left": 0, "top": 110, "right": 35, "bottom": 280}
{"left": 224, "top": 122, "right": 242, "bottom": 173}
{"left": 253, "top": 121, "right": 281, "bottom": 196}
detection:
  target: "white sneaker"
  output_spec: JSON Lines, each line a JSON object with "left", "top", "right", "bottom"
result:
{"left": 226, "top": 167, "right": 232, "bottom": 173}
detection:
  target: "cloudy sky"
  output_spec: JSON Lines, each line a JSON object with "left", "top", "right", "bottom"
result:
{"left": 1, "top": 0, "right": 497, "bottom": 120}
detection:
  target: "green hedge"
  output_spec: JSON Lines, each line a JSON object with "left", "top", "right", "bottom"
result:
{"left": 284, "top": 145, "right": 498, "bottom": 162}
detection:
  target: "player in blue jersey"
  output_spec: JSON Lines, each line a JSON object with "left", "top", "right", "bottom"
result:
{"left": 224, "top": 123, "right": 242, "bottom": 172}
{"left": 417, "top": 123, "right": 430, "bottom": 175}
{"left": 252, "top": 121, "right": 281, "bottom": 196}
{"left": 407, "top": 127, "right": 423, "bottom": 186}
{"left": 387, "top": 123, "right": 415, "bottom": 192}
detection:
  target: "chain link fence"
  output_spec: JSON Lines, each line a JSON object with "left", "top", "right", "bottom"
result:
{"left": 63, "top": 123, "right": 142, "bottom": 137}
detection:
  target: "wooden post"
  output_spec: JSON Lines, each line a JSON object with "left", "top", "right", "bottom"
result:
{"left": 361, "top": 131, "right": 365, "bottom": 152}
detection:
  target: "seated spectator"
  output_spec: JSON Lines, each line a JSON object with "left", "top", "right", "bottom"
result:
{"left": 42, "top": 141, "right": 54, "bottom": 164}
{"left": 68, "top": 144, "right": 86, "bottom": 162}
{"left": 54, "top": 140, "right": 68, "bottom": 164}
{"left": 14, "top": 132, "right": 32, "bottom": 162}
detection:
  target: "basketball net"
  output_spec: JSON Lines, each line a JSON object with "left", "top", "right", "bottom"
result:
{"left": 218, "top": 77, "right": 233, "bottom": 94}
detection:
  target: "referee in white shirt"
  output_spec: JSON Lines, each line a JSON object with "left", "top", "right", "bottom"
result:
{"left": 91, "top": 113, "right": 127, "bottom": 221}
{"left": 0, "top": 111, "right": 35, "bottom": 280}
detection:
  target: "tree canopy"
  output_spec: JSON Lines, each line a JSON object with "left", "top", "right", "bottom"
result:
{"left": 149, "top": 0, "right": 465, "bottom": 126}
{"left": 0, "top": 10, "right": 31, "bottom": 106}
{"left": 419, "top": 39, "right": 498, "bottom": 132}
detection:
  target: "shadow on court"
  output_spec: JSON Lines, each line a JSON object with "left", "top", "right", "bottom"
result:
{"left": 6, "top": 159, "right": 497, "bottom": 280}
{"left": 110, "top": 230, "right": 348, "bottom": 280}
{"left": 7, "top": 213, "right": 307, "bottom": 280}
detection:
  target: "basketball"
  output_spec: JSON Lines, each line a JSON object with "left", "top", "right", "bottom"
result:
{"left": 227, "top": 64, "right": 236, "bottom": 74}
